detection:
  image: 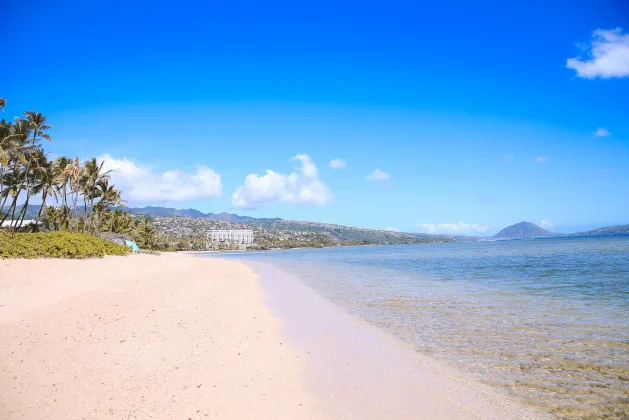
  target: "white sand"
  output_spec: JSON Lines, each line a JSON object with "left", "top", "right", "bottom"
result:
{"left": 0, "top": 254, "right": 319, "bottom": 419}
{"left": 0, "top": 253, "right": 547, "bottom": 419}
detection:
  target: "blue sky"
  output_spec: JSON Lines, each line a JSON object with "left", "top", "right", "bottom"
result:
{"left": 2, "top": 0, "right": 628, "bottom": 234}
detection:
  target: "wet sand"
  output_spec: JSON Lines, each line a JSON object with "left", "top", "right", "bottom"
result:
{"left": 1, "top": 253, "right": 546, "bottom": 419}
{"left": 244, "top": 261, "right": 548, "bottom": 420}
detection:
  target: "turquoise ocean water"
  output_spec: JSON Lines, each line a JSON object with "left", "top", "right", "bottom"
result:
{"left": 210, "top": 237, "right": 629, "bottom": 419}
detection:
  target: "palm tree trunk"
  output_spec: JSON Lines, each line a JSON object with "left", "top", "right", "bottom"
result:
{"left": 0, "top": 165, "right": 5, "bottom": 215}
{"left": 73, "top": 186, "right": 79, "bottom": 233}
{"left": 96, "top": 208, "right": 103, "bottom": 232}
{"left": 0, "top": 194, "right": 11, "bottom": 224}
{"left": 38, "top": 190, "right": 48, "bottom": 220}
{"left": 90, "top": 198, "right": 96, "bottom": 234}
{"left": 17, "top": 135, "right": 38, "bottom": 230}
{"left": 62, "top": 181, "right": 67, "bottom": 208}
{"left": 0, "top": 189, "right": 7, "bottom": 212}
{"left": 82, "top": 194, "right": 87, "bottom": 234}
{"left": 16, "top": 190, "right": 32, "bottom": 229}
{"left": 1, "top": 160, "right": 20, "bottom": 219}
{"left": 7, "top": 197, "right": 19, "bottom": 227}
{"left": 17, "top": 157, "right": 32, "bottom": 227}
{"left": 0, "top": 192, "right": 9, "bottom": 220}
{"left": 88, "top": 197, "right": 95, "bottom": 234}
{"left": 1, "top": 196, "right": 17, "bottom": 225}
{"left": 34, "top": 192, "right": 47, "bottom": 233}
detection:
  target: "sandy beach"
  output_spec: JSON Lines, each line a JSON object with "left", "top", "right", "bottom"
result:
{"left": 1, "top": 254, "right": 319, "bottom": 419}
{"left": 1, "top": 253, "right": 546, "bottom": 420}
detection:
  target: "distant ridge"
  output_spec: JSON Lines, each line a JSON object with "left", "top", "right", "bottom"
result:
{"left": 9, "top": 205, "right": 629, "bottom": 239}
{"left": 125, "top": 206, "right": 258, "bottom": 223}
{"left": 574, "top": 224, "right": 629, "bottom": 237}
{"left": 493, "top": 221, "right": 557, "bottom": 239}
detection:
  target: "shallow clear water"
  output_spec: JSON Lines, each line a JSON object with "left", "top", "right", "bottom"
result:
{"left": 209, "top": 237, "right": 629, "bottom": 419}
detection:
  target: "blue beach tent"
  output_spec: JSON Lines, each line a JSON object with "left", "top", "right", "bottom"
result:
{"left": 125, "top": 240, "right": 141, "bottom": 253}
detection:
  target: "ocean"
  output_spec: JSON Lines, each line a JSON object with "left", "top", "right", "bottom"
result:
{"left": 208, "top": 236, "right": 629, "bottom": 419}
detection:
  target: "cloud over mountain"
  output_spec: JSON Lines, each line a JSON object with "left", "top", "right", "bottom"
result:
{"left": 232, "top": 154, "right": 333, "bottom": 209}
{"left": 98, "top": 154, "right": 222, "bottom": 202}
{"left": 417, "top": 222, "right": 489, "bottom": 235}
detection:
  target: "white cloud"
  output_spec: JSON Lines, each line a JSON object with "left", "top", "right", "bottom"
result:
{"left": 384, "top": 227, "right": 400, "bottom": 232}
{"left": 417, "top": 223, "right": 490, "bottom": 235}
{"left": 366, "top": 169, "right": 391, "bottom": 181}
{"left": 535, "top": 155, "right": 549, "bottom": 163}
{"left": 567, "top": 28, "right": 629, "bottom": 79}
{"left": 328, "top": 159, "right": 347, "bottom": 169}
{"left": 98, "top": 154, "right": 222, "bottom": 202}
{"left": 540, "top": 220, "right": 554, "bottom": 229}
{"left": 594, "top": 127, "right": 611, "bottom": 137}
{"left": 232, "top": 154, "right": 332, "bottom": 209}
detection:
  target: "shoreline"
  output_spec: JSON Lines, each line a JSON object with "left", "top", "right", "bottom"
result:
{"left": 1, "top": 253, "right": 547, "bottom": 419}
{"left": 242, "top": 260, "right": 548, "bottom": 420}
{"left": 180, "top": 241, "right": 456, "bottom": 254}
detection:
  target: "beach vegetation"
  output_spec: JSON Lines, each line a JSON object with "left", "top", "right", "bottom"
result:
{"left": 0, "top": 96, "right": 166, "bottom": 257}
{"left": 0, "top": 231, "right": 130, "bottom": 259}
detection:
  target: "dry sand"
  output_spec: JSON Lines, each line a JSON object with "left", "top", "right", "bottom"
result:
{"left": 1, "top": 253, "right": 547, "bottom": 420}
{"left": 0, "top": 254, "right": 319, "bottom": 420}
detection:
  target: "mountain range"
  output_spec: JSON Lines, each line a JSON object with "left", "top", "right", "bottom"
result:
{"left": 10, "top": 204, "right": 454, "bottom": 247}
{"left": 492, "top": 221, "right": 629, "bottom": 239}
{"left": 11, "top": 205, "right": 629, "bottom": 240}
{"left": 125, "top": 206, "right": 259, "bottom": 223}
{"left": 126, "top": 208, "right": 629, "bottom": 240}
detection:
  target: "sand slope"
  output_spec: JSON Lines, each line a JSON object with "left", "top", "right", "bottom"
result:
{"left": 0, "top": 254, "right": 320, "bottom": 420}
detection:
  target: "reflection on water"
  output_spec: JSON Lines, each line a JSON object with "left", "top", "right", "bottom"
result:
{"left": 209, "top": 237, "right": 629, "bottom": 419}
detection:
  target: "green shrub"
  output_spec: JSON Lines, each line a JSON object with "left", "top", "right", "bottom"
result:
{"left": 0, "top": 231, "right": 131, "bottom": 259}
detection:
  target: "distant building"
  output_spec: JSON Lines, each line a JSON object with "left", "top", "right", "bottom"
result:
{"left": 207, "top": 230, "right": 254, "bottom": 250}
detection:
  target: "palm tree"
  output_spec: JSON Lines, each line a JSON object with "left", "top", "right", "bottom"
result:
{"left": 0, "top": 171, "right": 20, "bottom": 225}
{"left": 0, "top": 119, "right": 12, "bottom": 215}
{"left": 62, "top": 157, "right": 82, "bottom": 232}
{"left": 137, "top": 216, "right": 157, "bottom": 249}
{"left": 93, "top": 180, "right": 126, "bottom": 232}
{"left": 0, "top": 145, "right": 8, "bottom": 217}
{"left": 109, "top": 208, "right": 138, "bottom": 235}
{"left": 54, "top": 157, "right": 71, "bottom": 209}
{"left": 54, "top": 205, "right": 71, "bottom": 231}
{"left": 106, "top": 201, "right": 126, "bottom": 232}
{"left": 81, "top": 158, "right": 111, "bottom": 233}
{"left": 13, "top": 112, "right": 52, "bottom": 227}
{"left": 16, "top": 149, "right": 50, "bottom": 228}
{"left": 33, "top": 159, "right": 58, "bottom": 221}
{"left": 92, "top": 179, "right": 111, "bottom": 231}
{"left": 0, "top": 98, "right": 156, "bottom": 241}
{"left": 109, "top": 189, "right": 127, "bottom": 212}
{"left": 40, "top": 205, "right": 58, "bottom": 231}
{"left": 22, "top": 111, "right": 51, "bottom": 144}
{"left": 0, "top": 120, "right": 31, "bottom": 225}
